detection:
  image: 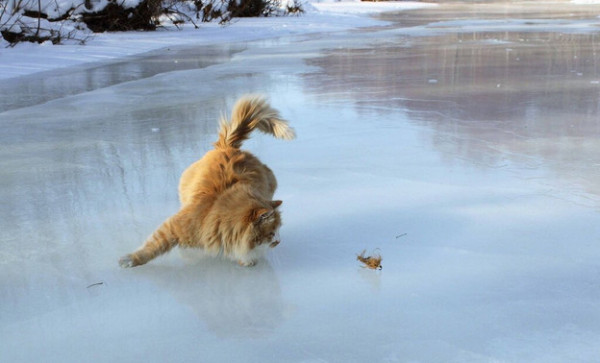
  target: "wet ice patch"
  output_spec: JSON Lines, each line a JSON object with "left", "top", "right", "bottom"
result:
{"left": 423, "top": 18, "right": 600, "bottom": 35}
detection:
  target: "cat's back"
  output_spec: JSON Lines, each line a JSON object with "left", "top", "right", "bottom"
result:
{"left": 178, "top": 148, "right": 275, "bottom": 206}
{"left": 179, "top": 149, "right": 229, "bottom": 205}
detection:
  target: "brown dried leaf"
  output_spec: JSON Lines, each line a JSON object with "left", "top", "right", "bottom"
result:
{"left": 356, "top": 249, "right": 382, "bottom": 270}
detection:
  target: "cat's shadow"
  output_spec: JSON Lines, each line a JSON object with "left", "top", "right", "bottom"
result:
{"left": 139, "top": 253, "right": 285, "bottom": 339}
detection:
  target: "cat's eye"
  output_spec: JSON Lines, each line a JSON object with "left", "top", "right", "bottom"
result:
{"left": 261, "top": 210, "right": 275, "bottom": 220}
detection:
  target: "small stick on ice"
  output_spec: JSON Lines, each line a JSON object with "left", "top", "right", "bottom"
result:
{"left": 357, "top": 249, "right": 382, "bottom": 270}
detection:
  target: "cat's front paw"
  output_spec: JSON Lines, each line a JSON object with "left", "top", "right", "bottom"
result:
{"left": 119, "top": 255, "right": 135, "bottom": 268}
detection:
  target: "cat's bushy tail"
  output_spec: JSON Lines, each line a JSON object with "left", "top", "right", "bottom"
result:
{"left": 214, "top": 95, "right": 295, "bottom": 149}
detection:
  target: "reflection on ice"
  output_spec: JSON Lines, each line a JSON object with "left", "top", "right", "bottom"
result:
{"left": 0, "top": 44, "right": 243, "bottom": 113}
{"left": 136, "top": 256, "right": 284, "bottom": 339}
{"left": 306, "top": 28, "right": 600, "bottom": 204}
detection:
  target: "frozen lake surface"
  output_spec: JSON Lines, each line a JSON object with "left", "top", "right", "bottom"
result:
{"left": 2, "top": 1, "right": 600, "bottom": 361}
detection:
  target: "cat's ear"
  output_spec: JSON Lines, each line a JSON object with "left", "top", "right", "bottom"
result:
{"left": 271, "top": 200, "right": 282, "bottom": 208}
{"left": 248, "top": 208, "right": 273, "bottom": 223}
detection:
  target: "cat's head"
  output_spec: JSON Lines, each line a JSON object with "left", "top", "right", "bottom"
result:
{"left": 246, "top": 200, "right": 283, "bottom": 248}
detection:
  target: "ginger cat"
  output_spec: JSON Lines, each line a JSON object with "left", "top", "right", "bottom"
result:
{"left": 119, "top": 95, "right": 295, "bottom": 268}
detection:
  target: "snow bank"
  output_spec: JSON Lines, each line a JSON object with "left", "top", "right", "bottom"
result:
{"left": 0, "top": 1, "right": 435, "bottom": 80}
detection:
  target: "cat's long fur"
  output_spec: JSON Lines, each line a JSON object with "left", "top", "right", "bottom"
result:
{"left": 119, "top": 95, "right": 294, "bottom": 268}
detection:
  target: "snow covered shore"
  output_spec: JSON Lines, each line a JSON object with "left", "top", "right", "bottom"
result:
{"left": 0, "top": 1, "right": 435, "bottom": 80}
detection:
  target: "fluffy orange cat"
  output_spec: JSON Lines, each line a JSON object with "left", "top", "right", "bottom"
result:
{"left": 119, "top": 95, "right": 295, "bottom": 268}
